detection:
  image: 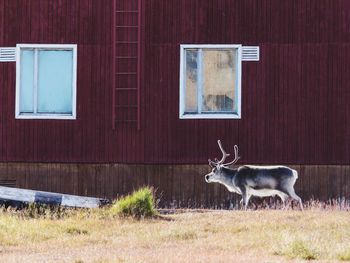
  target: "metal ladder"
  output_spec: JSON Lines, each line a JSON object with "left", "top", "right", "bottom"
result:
{"left": 112, "top": 0, "right": 141, "bottom": 130}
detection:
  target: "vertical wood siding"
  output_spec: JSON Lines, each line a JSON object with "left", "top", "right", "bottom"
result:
{"left": 0, "top": 0, "right": 350, "bottom": 165}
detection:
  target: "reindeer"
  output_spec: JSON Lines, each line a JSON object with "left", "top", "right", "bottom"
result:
{"left": 205, "top": 140, "right": 303, "bottom": 210}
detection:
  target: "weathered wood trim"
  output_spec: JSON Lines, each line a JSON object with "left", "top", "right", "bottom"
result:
{"left": 0, "top": 163, "right": 348, "bottom": 208}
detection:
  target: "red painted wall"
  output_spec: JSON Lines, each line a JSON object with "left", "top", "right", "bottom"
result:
{"left": 0, "top": 0, "right": 350, "bottom": 165}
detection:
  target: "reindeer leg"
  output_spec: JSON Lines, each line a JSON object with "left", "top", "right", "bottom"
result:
{"left": 246, "top": 194, "right": 252, "bottom": 210}
{"left": 239, "top": 195, "right": 251, "bottom": 208}
{"left": 284, "top": 187, "right": 303, "bottom": 211}
{"left": 291, "top": 192, "right": 303, "bottom": 211}
{"left": 240, "top": 187, "right": 250, "bottom": 210}
{"left": 277, "top": 193, "right": 289, "bottom": 210}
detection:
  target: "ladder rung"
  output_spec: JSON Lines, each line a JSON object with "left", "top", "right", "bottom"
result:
{"left": 116, "top": 26, "right": 138, "bottom": 28}
{"left": 116, "top": 41, "right": 138, "bottom": 44}
{"left": 116, "top": 56, "right": 137, "bottom": 59}
{"left": 115, "top": 105, "right": 137, "bottom": 108}
{"left": 115, "top": 88, "right": 137, "bottom": 91}
{"left": 116, "top": 120, "right": 137, "bottom": 123}
{"left": 116, "top": 72, "right": 137, "bottom": 75}
{"left": 116, "top": 10, "right": 138, "bottom": 13}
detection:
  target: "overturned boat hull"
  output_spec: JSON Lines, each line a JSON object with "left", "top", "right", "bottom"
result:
{"left": 0, "top": 186, "right": 109, "bottom": 208}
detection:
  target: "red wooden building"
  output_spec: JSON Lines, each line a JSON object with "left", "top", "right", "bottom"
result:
{"left": 0, "top": 0, "right": 350, "bottom": 207}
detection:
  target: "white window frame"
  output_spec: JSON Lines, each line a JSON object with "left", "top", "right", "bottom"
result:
{"left": 15, "top": 44, "right": 77, "bottom": 120}
{"left": 179, "top": 44, "right": 242, "bottom": 119}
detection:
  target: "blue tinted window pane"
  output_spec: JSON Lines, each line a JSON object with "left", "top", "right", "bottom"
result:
{"left": 20, "top": 50, "right": 34, "bottom": 113}
{"left": 185, "top": 49, "right": 198, "bottom": 113}
{"left": 37, "top": 50, "right": 73, "bottom": 113}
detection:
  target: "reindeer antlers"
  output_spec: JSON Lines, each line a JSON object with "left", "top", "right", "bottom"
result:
{"left": 208, "top": 140, "right": 240, "bottom": 167}
{"left": 216, "top": 140, "right": 230, "bottom": 164}
{"left": 222, "top": 144, "right": 240, "bottom": 166}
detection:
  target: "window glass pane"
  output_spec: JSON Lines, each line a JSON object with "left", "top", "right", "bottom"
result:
{"left": 37, "top": 50, "right": 73, "bottom": 113}
{"left": 185, "top": 49, "right": 198, "bottom": 113}
{"left": 20, "top": 50, "right": 34, "bottom": 113}
{"left": 202, "top": 49, "right": 236, "bottom": 112}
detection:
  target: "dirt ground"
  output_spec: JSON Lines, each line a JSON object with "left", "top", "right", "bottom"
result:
{"left": 0, "top": 244, "right": 337, "bottom": 263}
{"left": 0, "top": 209, "right": 348, "bottom": 263}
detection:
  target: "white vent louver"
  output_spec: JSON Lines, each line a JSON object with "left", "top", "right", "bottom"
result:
{"left": 0, "top": 47, "right": 16, "bottom": 62}
{"left": 242, "top": 46, "right": 259, "bottom": 61}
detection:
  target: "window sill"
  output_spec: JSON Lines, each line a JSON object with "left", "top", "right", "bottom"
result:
{"left": 16, "top": 114, "right": 76, "bottom": 120}
{"left": 179, "top": 113, "right": 241, "bottom": 119}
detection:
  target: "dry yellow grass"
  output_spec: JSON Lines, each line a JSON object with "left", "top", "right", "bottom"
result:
{"left": 0, "top": 208, "right": 349, "bottom": 262}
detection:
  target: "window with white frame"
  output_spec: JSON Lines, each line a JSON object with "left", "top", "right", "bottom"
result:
{"left": 179, "top": 45, "right": 242, "bottom": 119}
{"left": 16, "top": 44, "right": 77, "bottom": 119}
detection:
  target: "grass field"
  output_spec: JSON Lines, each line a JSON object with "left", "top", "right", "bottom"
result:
{"left": 0, "top": 206, "right": 349, "bottom": 263}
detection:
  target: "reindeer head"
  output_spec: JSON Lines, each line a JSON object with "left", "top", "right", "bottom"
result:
{"left": 205, "top": 140, "right": 240, "bottom": 183}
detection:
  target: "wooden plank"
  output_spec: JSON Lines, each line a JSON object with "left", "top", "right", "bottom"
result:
{"left": 307, "top": 166, "right": 319, "bottom": 200}
{"left": 318, "top": 165, "right": 329, "bottom": 200}
{"left": 298, "top": 165, "right": 309, "bottom": 200}
{"left": 158, "top": 165, "right": 171, "bottom": 207}
{"left": 193, "top": 165, "right": 208, "bottom": 208}
{"left": 328, "top": 165, "right": 342, "bottom": 199}
{"left": 344, "top": 166, "right": 350, "bottom": 200}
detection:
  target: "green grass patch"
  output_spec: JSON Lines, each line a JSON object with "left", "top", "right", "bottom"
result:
{"left": 338, "top": 249, "right": 350, "bottom": 261}
{"left": 65, "top": 226, "right": 89, "bottom": 235}
{"left": 284, "top": 240, "right": 318, "bottom": 260}
{"left": 110, "top": 187, "right": 157, "bottom": 219}
{"left": 171, "top": 230, "right": 198, "bottom": 241}
{"left": 22, "top": 203, "right": 72, "bottom": 219}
